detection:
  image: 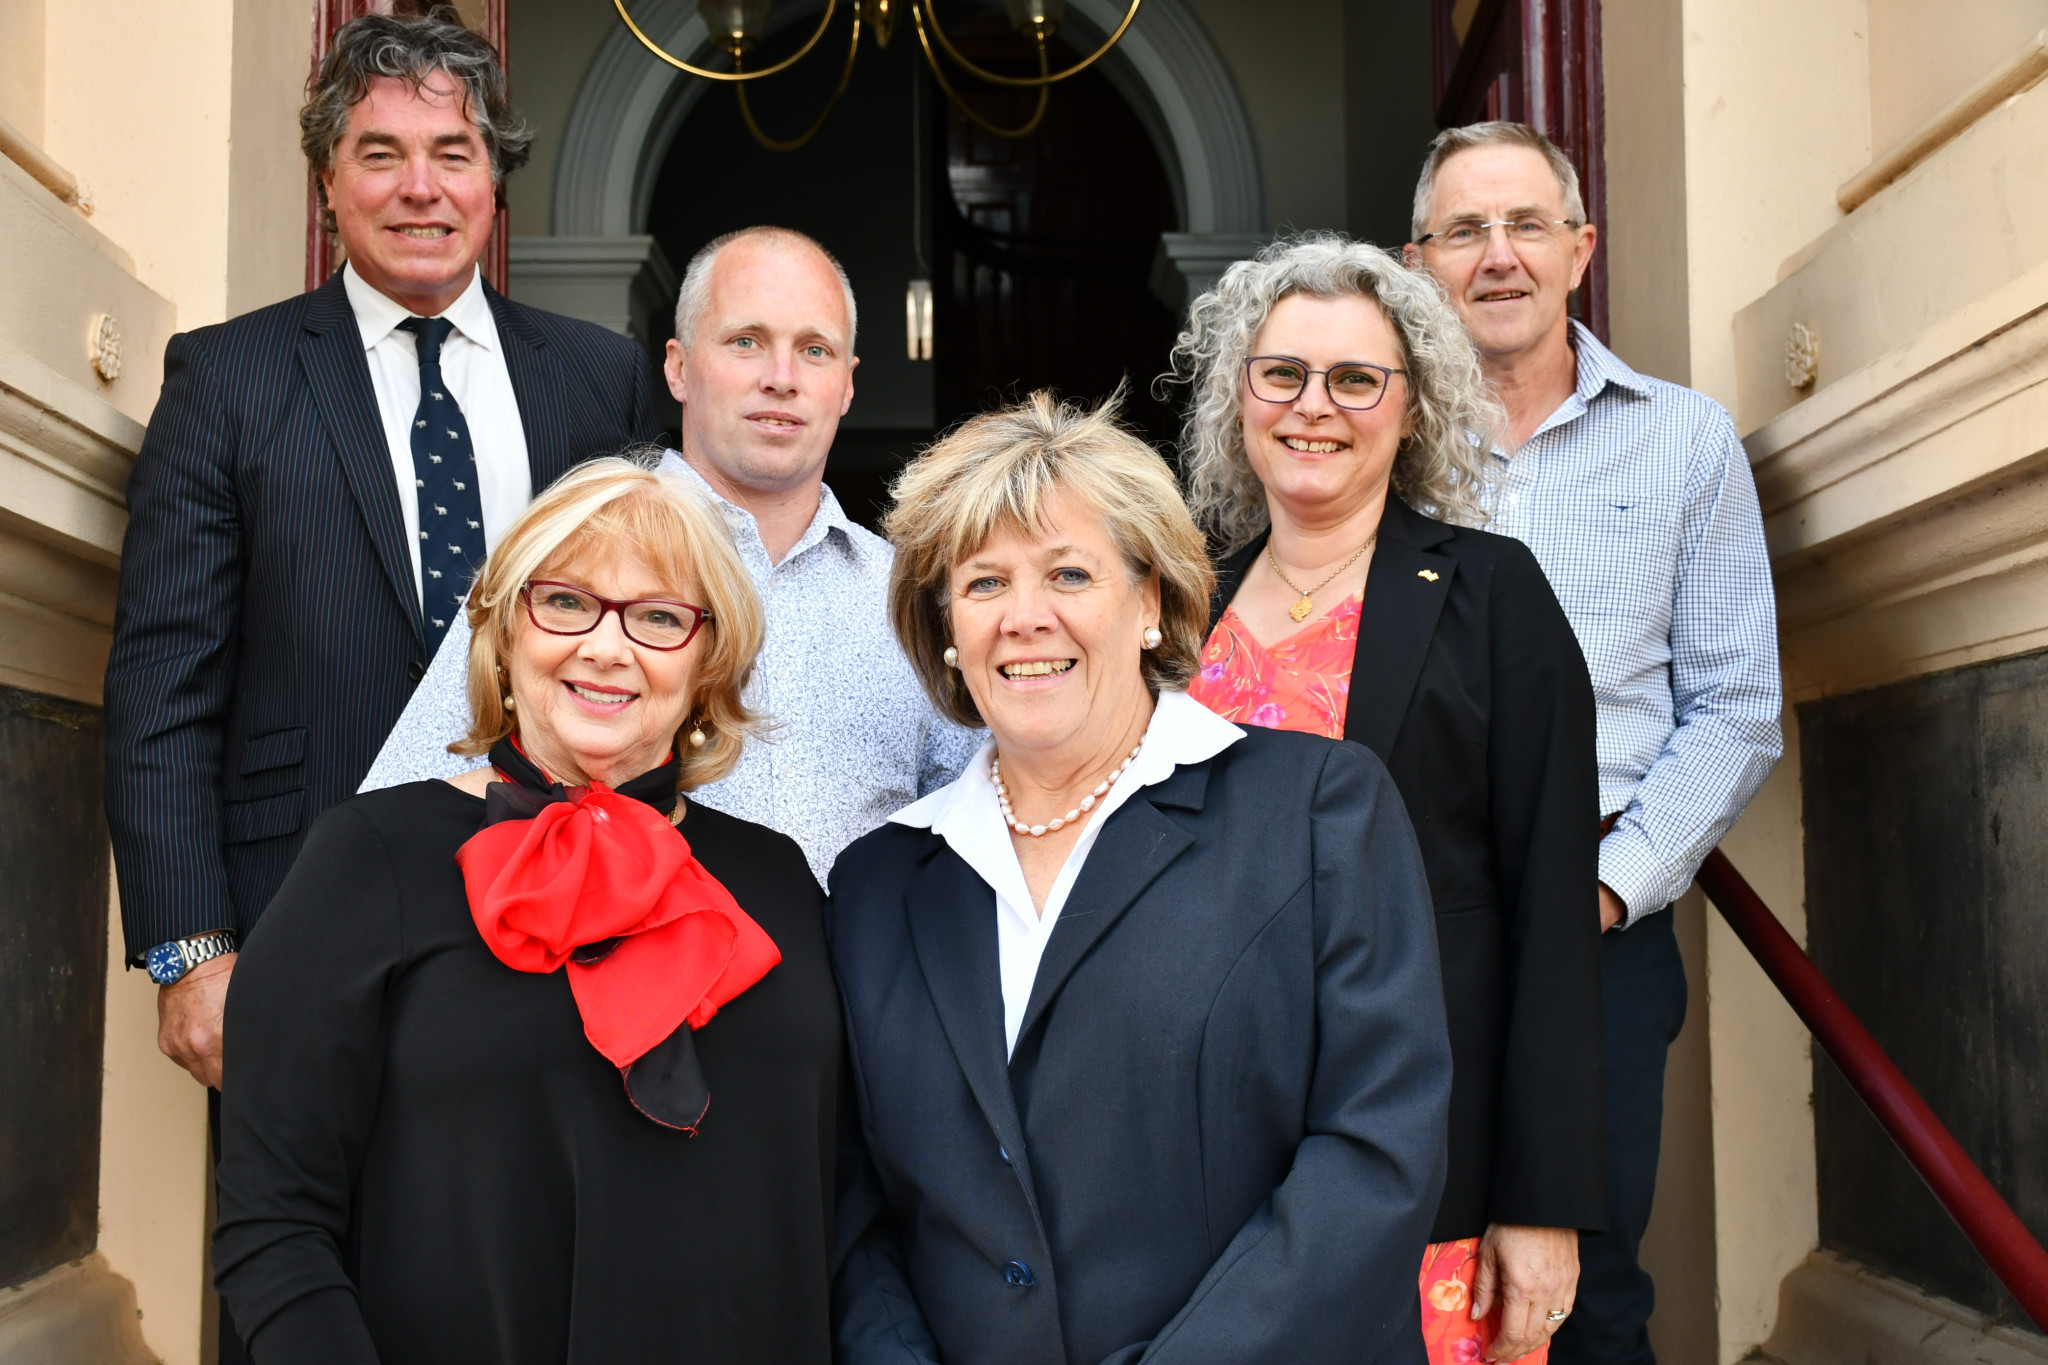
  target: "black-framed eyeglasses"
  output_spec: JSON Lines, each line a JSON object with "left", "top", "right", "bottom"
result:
{"left": 1414, "top": 216, "right": 1581, "bottom": 253}
{"left": 522, "top": 580, "right": 713, "bottom": 650}
{"left": 1245, "top": 355, "right": 1407, "bottom": 412}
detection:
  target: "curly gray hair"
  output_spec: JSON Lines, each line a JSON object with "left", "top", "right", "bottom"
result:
{"left": 1169, "top": 233, "right": 1503, "bottom": 551}
{"left": 300, "top": 11, "right": 532, "bottom": 231}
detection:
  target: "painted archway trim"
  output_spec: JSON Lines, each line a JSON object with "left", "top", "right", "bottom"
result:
{"left": 551, "top": 0, "right": 1265, "bottom": 238}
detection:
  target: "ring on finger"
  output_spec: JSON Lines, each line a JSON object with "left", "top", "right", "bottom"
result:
{"left": 1546, "top": 1309, "right": 1569, "bottom": 1323}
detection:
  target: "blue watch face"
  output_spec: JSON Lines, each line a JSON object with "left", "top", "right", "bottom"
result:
{"left": 145, "top": 941, "right": 186, "bottom": 985}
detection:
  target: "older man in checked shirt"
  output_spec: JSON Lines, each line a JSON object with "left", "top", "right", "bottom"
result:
{"left": 361, "top": 226, "right": 980, "bottom": 881}
{"left": 1409, "top": 123, "right": 1782, "bottom": 1365}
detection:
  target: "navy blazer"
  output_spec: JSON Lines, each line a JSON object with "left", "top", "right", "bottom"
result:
{"left": 1210, "top": 497, "right": 1606, "bottom": 1241}
{"left": 829, "top": 724, "right": 1453, "bottom": 1365}
{"left": 105, "top": 272, "right": 663, "bottom": 963}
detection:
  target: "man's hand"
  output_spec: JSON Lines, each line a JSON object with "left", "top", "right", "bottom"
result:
{"left": 1471, "top": 1222, "right": 1580, "bottom": 1362}
{"left": 157, "top": 953, "right": 235, "bottom": 1088}
{"left": 1598, "top": 883, "right": 1626, "bottom": 932}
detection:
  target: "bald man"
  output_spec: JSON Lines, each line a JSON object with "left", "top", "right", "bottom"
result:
{"left": 362, "top": 226, "right": 979, "bottom": 878}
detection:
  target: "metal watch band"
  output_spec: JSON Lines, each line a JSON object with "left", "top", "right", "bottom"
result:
{"left": 180, "top": 930, "right": 237, "bottom": 969}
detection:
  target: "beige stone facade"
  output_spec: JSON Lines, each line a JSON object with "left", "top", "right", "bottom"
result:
{"left": 2, "top": 1, "right": 2043, "bottom": 1361}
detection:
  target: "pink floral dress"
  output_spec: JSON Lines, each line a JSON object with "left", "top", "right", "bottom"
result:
{"left": 1185, "top": 594, "right": 1361, "bottom": 740}
{"left": 1189, "top": 595, "right": 1546, "bottom": 1365}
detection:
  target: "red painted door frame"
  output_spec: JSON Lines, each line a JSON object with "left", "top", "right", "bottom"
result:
{"left": 1431, "top": 0, "right": 1607, "bottom": 341}
{"left": 305, "top": 0, "right": 511, "bottom": 296}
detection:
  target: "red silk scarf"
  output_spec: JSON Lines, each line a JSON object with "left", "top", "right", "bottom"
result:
{"left": 455, "top": 780, "right": 781, "bottom": 1075}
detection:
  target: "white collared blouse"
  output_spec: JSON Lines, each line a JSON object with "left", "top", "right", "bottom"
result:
{"left": 888, "top": 689, "right": 1244, "bottom": 1056}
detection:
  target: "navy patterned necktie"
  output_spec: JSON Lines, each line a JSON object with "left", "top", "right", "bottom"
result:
{"left": 398, "top": 316, "right": 486, "bottom": 655}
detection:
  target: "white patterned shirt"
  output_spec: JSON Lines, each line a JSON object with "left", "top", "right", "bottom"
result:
{"left": 1486, "top": 323, "right": 1783, "bottom": 926}
{"left": 358, "top": 452, "right": 983, "bottom": 881}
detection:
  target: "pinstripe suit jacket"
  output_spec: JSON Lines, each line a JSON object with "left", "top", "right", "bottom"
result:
{"left": 105, "top": 272, "right": 664, "bottom": 964}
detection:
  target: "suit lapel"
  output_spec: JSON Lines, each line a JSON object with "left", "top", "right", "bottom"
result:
{"left": 298, "top": 275, "right": 422, "bottom": 642}
{"left": 903, "top": 842, "right": 1038, "bottom": 1209}
{"left": 489, "top": 288, "right": 574, "bottom": 493}
{"left": 1012, "top": 764, "right": 1206, "bottom": 1050}
{"left": 1342, "top": 497, "right": 1456, "bottom": 760}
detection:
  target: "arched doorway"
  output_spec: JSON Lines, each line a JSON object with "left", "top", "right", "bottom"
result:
{"left": 548, "top": 0, "right": 1266, "bottom": 523}
{"left": 634, "top": 5, "right": 1205, "bottom": 523}
{"left": 931, "top": 20, "right": 1181, "bottom": 448}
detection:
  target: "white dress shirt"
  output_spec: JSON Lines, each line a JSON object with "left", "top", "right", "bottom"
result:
{"left": 344, "top": 263, "right": 531, "bottom": 604}
{"left": 1486, "top": 322, "right": 1783, "bottom": 924}
{"left": 889, "top": 689, "right": 1244, "bottom": 1056}
{"left": 359, "top": 453, "right": 983, "bottom": 881}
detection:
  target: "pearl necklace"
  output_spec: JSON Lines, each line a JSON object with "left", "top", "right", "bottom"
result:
{"left": 991, "top": 743, "right": 1143, "bottom": 837}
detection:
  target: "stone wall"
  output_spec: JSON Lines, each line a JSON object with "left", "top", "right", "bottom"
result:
{"left": 0, "top": 687, "right": 109, "bottom": 1288}
{"left": 1801, "top": 648, "right": 2048, "bottom": 1323}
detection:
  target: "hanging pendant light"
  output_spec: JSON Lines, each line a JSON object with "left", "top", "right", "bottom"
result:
{"left": 697, "top": 0, "right": 772, "bottom": 51}
{"left": 999, "top": 0, "right": 1064, "bottom": 40}
{"left": 616, "top": 0, "right": 1143, "bottom": 149}
{"left": 905, "top": 281, "right": 934, "bottom": 361}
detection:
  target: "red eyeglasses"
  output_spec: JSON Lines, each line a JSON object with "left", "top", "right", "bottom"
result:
{"left": 521, "top": 580, "right": 713, "bottom": 650}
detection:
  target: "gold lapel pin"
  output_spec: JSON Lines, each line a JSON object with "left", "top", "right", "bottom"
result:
{"left": 1418, "top": 569, "right": 1440, "bottom": 582}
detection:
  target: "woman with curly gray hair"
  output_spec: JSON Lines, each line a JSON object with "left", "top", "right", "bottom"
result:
{"left": 1176, "top": 233, "right": 1609, "bottom": 1365}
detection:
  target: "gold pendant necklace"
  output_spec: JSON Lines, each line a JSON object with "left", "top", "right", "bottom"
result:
{"left": 1267, "top": 533, "right": 1379, "bottom": 622}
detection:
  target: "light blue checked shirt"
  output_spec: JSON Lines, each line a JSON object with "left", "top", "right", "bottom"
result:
{"left": 1486, "top": 323, "right": 1783, "bottom": 926}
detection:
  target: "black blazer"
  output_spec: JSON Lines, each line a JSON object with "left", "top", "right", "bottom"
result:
{"left": 105, "top": 272, "right": 663, "bottom": 963}
{"left": 829, "top": 725, "right": 1453, "bottom": 1365}
{"left": 1210, "top": 496, "right": 1606, "bottom": 1240}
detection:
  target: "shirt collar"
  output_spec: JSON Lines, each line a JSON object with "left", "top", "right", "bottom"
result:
{"left": 654, "top": 448, "right": 867, "bottom": 564}
{"left": 1567, "top": 319, "right": 1653, "bottom": 402}
{"left": 890, "top": 689, "right": 1244, "bottom": 833}
{"left": 342, "top": 262, "right": 498, "bottom": 353}
{"left": 1501, "top": 321, "right": 1655, "bottom": 454}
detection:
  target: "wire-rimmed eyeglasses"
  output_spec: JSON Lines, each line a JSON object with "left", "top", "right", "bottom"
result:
{"left": 522, "top": 580, "right": 713, "bottom": 650}
{"left": 1414, "top": 216, "right": 1581, "bottom": 254}
{"left": 1244, "top": 356, "right": 1407, "bottom": 412}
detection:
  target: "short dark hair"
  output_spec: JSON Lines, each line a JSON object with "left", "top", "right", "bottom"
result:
{"left": 300, "top": 11, "right": 532, "bottom": 230}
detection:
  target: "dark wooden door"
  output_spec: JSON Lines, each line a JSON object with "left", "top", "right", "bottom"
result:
{"left": 932, "top": 24, "right": 1181, "bottom": 448}
{"left": 1431, "top": 0, "right": 1607, "bottom": 339}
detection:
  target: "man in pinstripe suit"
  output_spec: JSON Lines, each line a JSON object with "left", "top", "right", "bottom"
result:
{"left": 104, "top": 14, "right": 663, "bottom": 1101}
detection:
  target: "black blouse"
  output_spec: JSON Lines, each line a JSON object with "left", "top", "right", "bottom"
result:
{"left": 214, "top": 780, "right": 841, "bottom": 1365}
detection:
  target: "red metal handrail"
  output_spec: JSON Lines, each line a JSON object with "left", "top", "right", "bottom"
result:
{"left": 1696, "top": 848, "right": 2048, "bottom": 1333}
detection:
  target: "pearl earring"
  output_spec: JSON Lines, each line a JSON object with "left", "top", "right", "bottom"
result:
{"left": 503, "top": 695, "right": 515, "bottom": 710}
{"left": 1142, "top": 627, "right": 1162, "bottom": 650}
{"left": 688, "top": 725, "right": 708, "bottom": 748}
{"left": 943, "top": 646, "right": 959, "bottom": 668}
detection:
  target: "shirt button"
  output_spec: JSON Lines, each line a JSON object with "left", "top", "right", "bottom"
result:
{"left": 1003, "top": 1261, "right": 1035, "bottom": 1287}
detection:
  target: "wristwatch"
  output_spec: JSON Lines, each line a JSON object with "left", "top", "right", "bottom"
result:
{"left": 145, "top": 930, "right": 239, "bottom": 986}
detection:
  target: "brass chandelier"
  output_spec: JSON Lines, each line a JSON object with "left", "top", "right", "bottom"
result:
{"left": 614, "top": 0, "right": 1145, "bottom": 150}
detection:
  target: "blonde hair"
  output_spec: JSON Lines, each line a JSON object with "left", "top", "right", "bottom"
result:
{"left": 1169, "top": 232, "right": 1503, "bottom": 551}
{"left": 885, "top": 390, "right": 1215, "bottom": 729}
{"left": 453, "top": 454, "right": 765, "bottom": 790}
